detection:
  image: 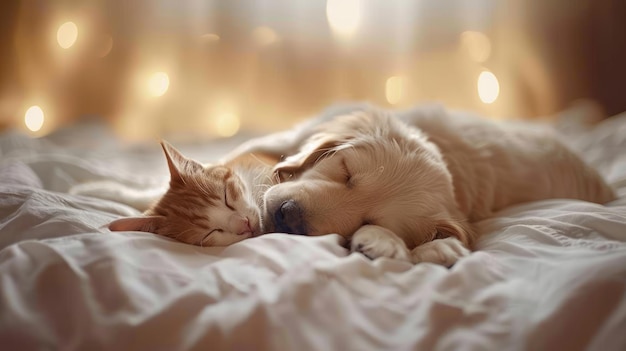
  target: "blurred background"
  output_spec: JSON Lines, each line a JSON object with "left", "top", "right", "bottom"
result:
{"left": 0, "top": 0, "right": 624, "bottom": 142}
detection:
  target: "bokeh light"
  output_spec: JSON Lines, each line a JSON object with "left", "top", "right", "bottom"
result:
{"left": 57, "top": 22, "right": 78, "bottom": 49}
{"left": 326, "top": 0, "right": 361, "bottom": 38}
{"left": 252, "top": 27, "right": 278, "bottom": 46}
{"left": 200, "top": 33, "right": 220, "bottom": 44}
{"left": 24, "top": 106, "right": 45, "bottom": 132}
{"left": 148, "top": 72, "right": 170, "bottom": 97}
{"left": 477, "top": 71, "right": 500, "bottom": 104}
{"left": 213, "top": 113, "right": 241, "bottom": 137}
{"left": 385, "top": 76, "right": 407, "bottom": 105}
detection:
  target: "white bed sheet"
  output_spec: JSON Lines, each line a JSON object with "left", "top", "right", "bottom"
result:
{"left": 1, "top": 116, "right": 626, "bottom": 351}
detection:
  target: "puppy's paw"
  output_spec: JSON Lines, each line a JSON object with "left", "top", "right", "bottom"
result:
{"left": 350, "top": 225, "right": 411, "bottom": 262}
{"left": 411, "top": 237, "right": 470, "bottom": 267}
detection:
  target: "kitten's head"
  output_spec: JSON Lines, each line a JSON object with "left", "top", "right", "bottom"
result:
{"left": 109, "top": 141, "right": 262, "bottom": 246}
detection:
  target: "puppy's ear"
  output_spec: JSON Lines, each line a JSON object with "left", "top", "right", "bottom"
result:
{"left": 273, "top": 134, "right": 341, "bottom": 181}
{"left": 434, "top": 219, "right": 475, "bottom": 248}
{"left": 271, "top": 110, "right": 371, "bottom": 181}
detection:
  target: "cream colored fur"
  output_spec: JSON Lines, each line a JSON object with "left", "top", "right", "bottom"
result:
{"left": 225, "top": 104, "right": 616, "bottom": 266}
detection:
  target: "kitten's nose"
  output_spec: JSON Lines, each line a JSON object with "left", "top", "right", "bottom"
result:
{"left": 242, "top": 217, "right": 252, "bottom": 231}
{"left": 273, "top": 199, "right": 306, "bottom": 234}
{"left": 235, "top": 217, "right": 253, "bottom": 235}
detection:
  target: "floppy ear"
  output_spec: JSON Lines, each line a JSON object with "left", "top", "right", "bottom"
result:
{"left": 434, "top": 219, "right": 475, "bottom": 248}
{"left": 273, "top": 134, "right": 342, "bottom": 181}
{"left": 109, "top": 216, "right": 165, "bottom": 233}
{"left": 271, "top": 110, "right": 375, "bottom": 181}
{"left": 160, "top": 140, "right": 203, "bottom": 183}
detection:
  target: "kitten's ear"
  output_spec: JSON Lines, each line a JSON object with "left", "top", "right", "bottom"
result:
{"left": 109, "top": 216, "right": 165, "bottom": 233}
{"left": 160, "top": 140, "right": 203, "bottom": 183}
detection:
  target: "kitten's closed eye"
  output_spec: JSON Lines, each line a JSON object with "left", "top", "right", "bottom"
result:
{"left": 224, "top": 188, "right": 236, "bottom": 211}
{"left": 200, "top": 229, "right": 224, "bottom": 245}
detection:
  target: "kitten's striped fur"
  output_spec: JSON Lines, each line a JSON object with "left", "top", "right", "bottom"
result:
{"left": 109, "top": 141, "right": 276, "bottom": 246}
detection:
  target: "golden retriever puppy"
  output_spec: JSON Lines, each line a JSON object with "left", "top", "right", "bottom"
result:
{"left": 224, "top": 104, "right": 615, "bottom": 266}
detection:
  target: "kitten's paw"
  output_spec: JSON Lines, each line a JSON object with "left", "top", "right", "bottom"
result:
{"left": 411, "top": 237, "right": 470, "bottom": 267}
{"left": 350, "top": 225, "right": 411, "bottom": 262}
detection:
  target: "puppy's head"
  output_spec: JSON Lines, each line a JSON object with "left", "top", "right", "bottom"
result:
{"left": 262, "top": 109, "right": 473, "bottom": 249}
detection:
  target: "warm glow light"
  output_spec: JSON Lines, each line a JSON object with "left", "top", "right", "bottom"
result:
{"left": 460, "top": 31, "right": 491, "bottom": 63}
{"left": 252, "top": 26, "right": 278, "bottom": 46}
{"left": 385, "top": 76, "right": 407, "bottom": 105}
{"left": 214, "top": 113, "right": 240, "bottom": 137}
{"left": 477, "top": 71, "right": 500, "bottom": 104}
{"left": 200, "top": 33, "right": 220, "bottom": 43}
{"left": 98, "top": 35, "right": 113, "bottom": 57}
{"left": 24, "top": 106, "right": 45, "bottom": 132}
{"left": 326, "top": 0, "right": 361, "bottom": 38}
{"left": 148, "top": 72, "right": 170, "bottom": 97}
{"left": 57, "top": 22, "right": 78, "bottom": 49}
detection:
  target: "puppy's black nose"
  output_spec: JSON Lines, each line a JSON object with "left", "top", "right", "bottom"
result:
{"left": 279, "top": 199, "right": 299, "bottom": 220}
{"left": 273, "top": 199, "right": 306, "bottom": 234}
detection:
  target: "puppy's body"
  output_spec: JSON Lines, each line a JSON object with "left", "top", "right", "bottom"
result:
{"left": 225, "top": 104, "right": 615, "bottom": 266}
{"left": 401, "top": 107, "right": 615, "bottom": 221}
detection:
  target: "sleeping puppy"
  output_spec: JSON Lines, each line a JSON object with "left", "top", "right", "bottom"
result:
{"left": 224, "top": 104, "right": 616, "bottom": 266}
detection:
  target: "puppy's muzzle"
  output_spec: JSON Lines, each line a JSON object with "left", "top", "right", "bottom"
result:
{"left": 273, "top": 199, "right": 307, "bottom": 235}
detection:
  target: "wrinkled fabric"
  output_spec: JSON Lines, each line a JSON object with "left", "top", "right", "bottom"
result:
{"left": 1, "top": 116, "right": 626, "bottom": 351}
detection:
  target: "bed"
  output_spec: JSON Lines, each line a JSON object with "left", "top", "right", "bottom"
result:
{"left": 1, "top": 108, "right": 625, "bottom": 351}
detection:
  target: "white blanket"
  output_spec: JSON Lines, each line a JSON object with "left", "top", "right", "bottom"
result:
{"left": 1, "top": 116, "right": 626, "bottom": 351}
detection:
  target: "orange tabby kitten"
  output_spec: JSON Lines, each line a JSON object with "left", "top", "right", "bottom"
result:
{"left": 108, "top": 141, "right": 276, "bottom": 246}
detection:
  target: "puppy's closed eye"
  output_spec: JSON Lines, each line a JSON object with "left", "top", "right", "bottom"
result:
{"left": 341, "top": 159, "right": 353, "bottom": 187}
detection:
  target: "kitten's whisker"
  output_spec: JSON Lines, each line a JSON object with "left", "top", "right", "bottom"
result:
{"left": 253, "top": 171, "right": 272, "bottom": 186}
{"left": 249, "top": 153, "right": 273, "bottom": 167}
{"left": 263, "top": 173, "right": 276, "bottom": 184}
{"left": 255, "top": 183, "right": 272, "bottom": 190}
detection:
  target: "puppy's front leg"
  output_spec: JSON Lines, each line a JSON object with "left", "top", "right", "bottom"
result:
{"left": 410, "top": 237, "right": 470, "bottom": 267}
{"left": 350, "top": 225, "right": 411, "bottom": 262}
